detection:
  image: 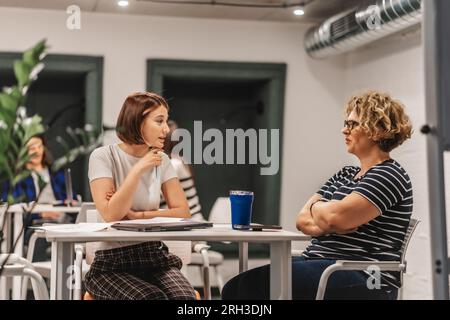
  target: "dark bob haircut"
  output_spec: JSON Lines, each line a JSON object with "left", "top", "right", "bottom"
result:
{"left": 116, "top": 92, "right": 169, "bottom": 145}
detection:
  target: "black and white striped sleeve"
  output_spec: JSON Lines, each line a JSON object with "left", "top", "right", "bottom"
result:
{"left": 352, "top": 166, "right": 405, "bottom": 214}
{"left": 317, "top": 167, "right": 345, "bottom": 196}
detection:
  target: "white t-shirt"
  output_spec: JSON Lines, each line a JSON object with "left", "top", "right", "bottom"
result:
{"left": 31, "top": 167, "right": 56, "bottom": 204}
{"left": 87, "top": 143, "right": 177, "bottom": 254}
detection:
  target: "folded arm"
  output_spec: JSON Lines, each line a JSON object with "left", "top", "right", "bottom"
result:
{"left": 127, "top": 177, "right": 190, "bottom": 220}
{"left": 310, "top": 192, "right": 380, "bottom": 234}
{"left": 99, "top": 178, "right": 191, "bottom": 221}
{"left": 90, "top": 167, "right": 141, "bottom": 222}
{"left": 296, "top": 194, "right": 326, "bottom": 236}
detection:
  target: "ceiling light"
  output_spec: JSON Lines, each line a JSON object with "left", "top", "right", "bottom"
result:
{"left": 118, "top": 1, "right": 129, "bottom": 7}
{"left": 293, "top": 6, "right": 305, "bottom": 16}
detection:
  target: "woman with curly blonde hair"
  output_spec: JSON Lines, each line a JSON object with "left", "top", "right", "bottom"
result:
{"left": 222, "top": 90, "right": 413, "bottom": 300}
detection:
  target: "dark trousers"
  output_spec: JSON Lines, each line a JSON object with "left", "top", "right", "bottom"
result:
{"left": 24, "top": 228, "right": 49, "bottom": 262}
{"left": 221, "top": 256, "right": 398, "bottom": 300}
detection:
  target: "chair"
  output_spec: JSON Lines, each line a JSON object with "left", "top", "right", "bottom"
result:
{"left": 0, "top": 253, "right": 49, "bottom": 300}
{"left": 314, "top": 218, "right": 420, "bottom": 300}
{"left": 21, "top": 202, "right": 95, "bottom": 300}
{"left": 207, "top": 197, "right": 231, "bottom": 224}
{"left": 187, "top": 197, "right": 229, "bottom": 299}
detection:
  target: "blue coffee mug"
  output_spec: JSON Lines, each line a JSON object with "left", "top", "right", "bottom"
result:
{"left": 229, "top": 191, "right": 254, "bottom": 230}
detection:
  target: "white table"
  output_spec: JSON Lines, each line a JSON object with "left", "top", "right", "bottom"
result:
{"left": 6, "top": 204, "right": 82, "bottom": 214}
{"left": 46, "top": 224, "right": 309, "bottom": 300}
{"left": 1, "top": 204, "right": 81, "bottom": 300}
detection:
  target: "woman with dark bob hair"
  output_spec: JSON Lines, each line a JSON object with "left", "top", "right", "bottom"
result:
{"left": 85, "top": 92, "right": 196, "bottom": 300}
{"left": 222, "top": 90, "right": 413, "bottom": 300}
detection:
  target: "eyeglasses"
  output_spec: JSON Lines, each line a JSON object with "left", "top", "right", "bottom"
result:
{"left": 344, "top": 120, "right": 360, "bottom": 131}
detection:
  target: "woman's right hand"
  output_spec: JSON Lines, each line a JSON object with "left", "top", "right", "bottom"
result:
{"left": 106, "top": 187, "right": 116, "bottom": 201}
{"left": 134, "top": 149, "right": 163, "bottom": 174}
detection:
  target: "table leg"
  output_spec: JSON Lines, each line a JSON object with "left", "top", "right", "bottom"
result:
{"left": 0, "top": 211, "right": 10, "bottom": 252}
{"left": 0, "top": 213, "right": 11, "bottom": 299}
{"left": 239, "top": 242, "right": 248, "bottom": 273}
{"left": 50, "top": 241, "right": 74, "bottom": 300}
{"left": 270, "top": 241, "right": 292, "bottom": 300}
{"left": 12, "top": 211, "right": 23, "bottom": 299}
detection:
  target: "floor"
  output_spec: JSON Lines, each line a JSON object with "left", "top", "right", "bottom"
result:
{"left": 185, "top": 258, "right": 270, "bottom": 299}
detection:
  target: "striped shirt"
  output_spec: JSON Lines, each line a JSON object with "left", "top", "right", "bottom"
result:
{"left": 302, "top": 159, "right": 413, "bottom": 288}
{"left": 160, "top": 157, "right": 205, "bottom": 222}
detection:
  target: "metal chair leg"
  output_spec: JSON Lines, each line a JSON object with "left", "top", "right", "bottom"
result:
{"left": 200, "top": 248, "right": 211, "bottom": 300}
{"left": 214, "top": 266, "right": 224, "bottom": 293}
{"left": 23, "top": 268, "right": 49, "bottom": 300}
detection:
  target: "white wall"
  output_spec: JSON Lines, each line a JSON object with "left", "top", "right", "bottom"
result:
{"left": 0, "top": 7, "right": 350, "bottom": 236}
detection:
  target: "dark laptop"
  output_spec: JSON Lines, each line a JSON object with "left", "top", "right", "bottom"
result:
{"left": 111, "top": 220, "right": 213, "bottom": 232}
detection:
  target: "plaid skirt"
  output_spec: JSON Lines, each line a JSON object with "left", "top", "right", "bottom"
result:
{"left": 84, "top": 241, "right": 196, "bottom": 300}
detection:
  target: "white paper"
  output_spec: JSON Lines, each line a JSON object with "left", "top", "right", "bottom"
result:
{"left": 113, "top": 217, "right": 186, "bottom": 225}
{"left": 31, "top": 222, "right": 112, "bottom": 233}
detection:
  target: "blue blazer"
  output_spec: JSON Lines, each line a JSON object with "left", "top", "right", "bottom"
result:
{"left": 1, "top": 169, "right": 75, "bottom": 203}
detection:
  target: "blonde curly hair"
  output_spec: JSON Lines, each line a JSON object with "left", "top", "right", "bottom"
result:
{"left": 345, "top": 91, "right": 413, "bottom": 152}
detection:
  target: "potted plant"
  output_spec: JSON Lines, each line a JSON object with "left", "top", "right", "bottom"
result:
{"left": 0, "top": 39, "right": 101, "bottom": 276}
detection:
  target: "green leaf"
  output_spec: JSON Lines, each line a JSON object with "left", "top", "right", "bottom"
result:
{"left": 17, "top": 144, "right": 30, "bottom": 161}
{"left": 13, "top": 60, "right": 32, "bottom": 88}
{"left": 0, "top": 133, "right": 8, "bottom": 152}
{"left": 56, "top": 136, "right": 71, "bottom": 154}
{"left": 78, "top": 130, "right": 89, "bottom": 146}
{"left": 8, "top": 193, "right": 26, "bottom": 204}
{"left": 23, "top": 49, "right": 38, "bottom": 67}
{"left": 0, "top": 93, "right": 18, "bottom": 113}
{"left": 6, "top": 156, "right": 18, "bottom": 177}
{"left": 0, "top": 113, "right": 12, "bottom": 131}
{"left": 22, "top": 115, "right": 45, "bottom": 143}
{"left": 51, "top": 158, "right": 65, "bottom": 172}
{"left": 14, "top": 125, "right": 25, "bottom": 142}
{"left": 8, "top": 138, "right": 20, "bottom": 157}
{"left": 32, "top": 39, "right": 47, "bottom": 60}
{"left": 23, "top": 39, "right": 47, "bottom": 66}
{"left": 11, "top": 169, "right": 32, "bottom": 186}
{"left": 9, "top": 86, "right": 22, "bottom": 101}
{"left": 16, "top": 152, "right": 31, "bottom": 171}
{"left": 66, "top": 127, "right": 81, "bottom": 146}
{"left": 7, "top": 194, "right": 16, "bottom": 205}
{"left": 0, "top": 157, "right": 13, "bottom": 180}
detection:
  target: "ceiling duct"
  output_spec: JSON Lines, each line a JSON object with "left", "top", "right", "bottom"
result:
{"left": 304, "top": 0, "right": 422, "bottom": 59}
